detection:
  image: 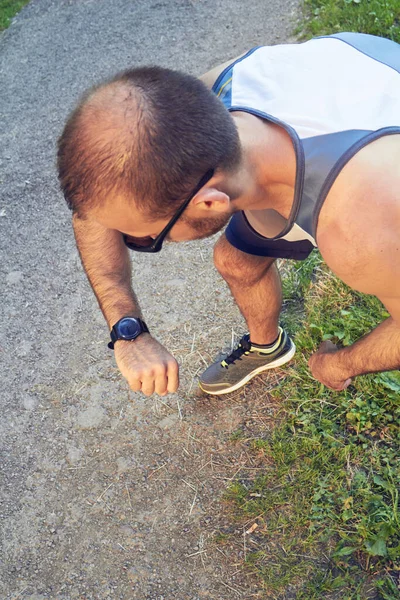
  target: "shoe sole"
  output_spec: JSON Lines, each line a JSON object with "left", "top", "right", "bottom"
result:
{"left": 198, "top": 342, "right": 296, "bottom": 396}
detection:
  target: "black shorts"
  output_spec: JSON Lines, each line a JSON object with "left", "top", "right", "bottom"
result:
{"left": 225, "top": 211, "right": 315, "bottom": 261}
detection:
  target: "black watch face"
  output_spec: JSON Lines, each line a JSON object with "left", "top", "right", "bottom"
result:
{"left": 117, "top": 318, "right": 141, "bottom": 340}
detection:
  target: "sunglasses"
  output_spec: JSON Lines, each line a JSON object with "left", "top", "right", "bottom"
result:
{"left": 123, "top": 169, "right": 215, "bottom": 253}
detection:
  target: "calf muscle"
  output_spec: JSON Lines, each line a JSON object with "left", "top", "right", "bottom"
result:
{"left": 214, "top": 234, "right": 282, "bottom": 345}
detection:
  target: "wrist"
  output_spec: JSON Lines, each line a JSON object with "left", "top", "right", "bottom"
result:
{"left": 105, "top": 310, "right": 142, "bottom": 329}
{"left": 114, "top": 332, "right": 151, "bottom": 349}
{"left": 329, "top": 346, "right": 354, "bottom": 380}
{"left": 108, "top": 316, "right": 150, "bottom": 350}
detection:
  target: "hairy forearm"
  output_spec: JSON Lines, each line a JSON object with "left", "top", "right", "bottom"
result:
{"left": 72, "top": 215, "right": 141, "bottom": 327}
{"left": 333, "top": 317, "right": 400, "bottom": 378}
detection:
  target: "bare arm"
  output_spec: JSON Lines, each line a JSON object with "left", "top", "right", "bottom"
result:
{"left": 72, "top": 215, "right": 179, "bottom": 396}
{"left": 310, "top": 142, "right": 400, "bottom": 389}
{"left": 337, "top": 309, "right": 400, "bottom": 376}
{"left": 310, "top": 245, "right": 400, "bottom": 390}
{"left": 309, "top": 314, "right": 400, "bottom": 390}
{"left": 72, "top": 214, "right": 140, "bottom": 327}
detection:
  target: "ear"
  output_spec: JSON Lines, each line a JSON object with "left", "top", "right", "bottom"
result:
{"left": 192, "top": 187, "right": 231, "bottom": 214}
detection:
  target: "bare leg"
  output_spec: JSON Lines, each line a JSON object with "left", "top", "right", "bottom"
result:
{"left": 213, "top": 234, "right": 282, "bottom": 345}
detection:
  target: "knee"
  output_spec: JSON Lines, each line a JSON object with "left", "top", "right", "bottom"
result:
{"left": 213, "top": 235, "right": 235, "bottom": 277}
{"left": 213, "top": 234, "right": 275, "bottom": 284}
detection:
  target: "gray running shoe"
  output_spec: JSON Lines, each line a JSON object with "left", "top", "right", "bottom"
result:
{"left": 199, "top": 327, "right": 295, "bottom": 395}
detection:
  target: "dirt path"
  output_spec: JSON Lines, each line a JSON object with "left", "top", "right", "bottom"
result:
{"left": 1, "top": 1, "right": 300, "bottom": 597}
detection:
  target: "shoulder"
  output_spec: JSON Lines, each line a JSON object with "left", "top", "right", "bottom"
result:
{"left": 199, "top": 51, "right": 248, "bottom": 90}
{"left": 317, "top": 134, "right": 400, "bottom": 297}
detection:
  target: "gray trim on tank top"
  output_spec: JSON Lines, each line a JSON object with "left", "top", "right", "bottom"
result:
{"left": 299, "top": 129, "right": 372, "bottom": 236}
{"left": 211, "top": 47, "right": 261, "bottom": 97}
{"left": 311, "top": 127, "right": 400, "bottom": 236}
{"left": 215, "top": 38, "right": 400, "bottom": 243}
{"left": 227, "top": 106, "right": 305, "bottom": 240}
{"left": 320, "top": 33, "right": 400, "bottom": 75}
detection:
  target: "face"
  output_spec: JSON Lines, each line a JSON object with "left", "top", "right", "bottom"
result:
{"left": 90, "top": 191, "right": 231, "bottom": 246}
{"left": 179, "top": 212, "right": 231, "bottom": 240}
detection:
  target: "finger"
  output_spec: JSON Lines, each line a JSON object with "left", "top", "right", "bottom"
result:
{"left": 155, "top": 372, "right": 168, "bottom": 396}
{"left": 319, "top": 340, "right": 335, "bottom": 352}
{"left": 128, "top": 377, "right": 142, "bottom": 392}
{"left": 167, "top": 362, "right": 179, "bottom": 393}
{"left": 331, "top": 378, "right": 352, "bottom": 391}
{"left": 141, "top": 377, "right": 155, "bottom": 397}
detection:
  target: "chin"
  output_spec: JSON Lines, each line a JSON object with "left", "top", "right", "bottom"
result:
{"left": 190, "top": 229, "right": 224, "bottom": 241}
{"left": 185, "top": 215, "right": 231, "bottom": 240}
{"left": 168, "top": 233, "right": 214, "bottom": 244}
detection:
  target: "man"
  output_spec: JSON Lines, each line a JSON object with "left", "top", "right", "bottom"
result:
{"left": 57, "top": 32, "right": 400, "bottom": 397}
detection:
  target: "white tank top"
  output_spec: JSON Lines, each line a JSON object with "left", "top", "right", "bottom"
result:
{"left": 212, "top": 33, "right": 400, "bottom": 245}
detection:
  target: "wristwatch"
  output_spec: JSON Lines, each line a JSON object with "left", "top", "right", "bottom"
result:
{"left": 108, "top": 317, "right": 149, "bottom": 350}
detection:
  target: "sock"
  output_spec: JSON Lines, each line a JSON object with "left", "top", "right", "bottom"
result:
{"left": 250, "top": 328, "right": 283, "bottom": 354}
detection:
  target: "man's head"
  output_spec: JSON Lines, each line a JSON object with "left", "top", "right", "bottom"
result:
{"left": 57, "top": 66, "right": 242, "bottom": 244}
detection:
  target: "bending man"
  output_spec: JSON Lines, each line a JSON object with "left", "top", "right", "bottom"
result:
{"left": 57, "top": 32, "right": 400, "bottom": 396}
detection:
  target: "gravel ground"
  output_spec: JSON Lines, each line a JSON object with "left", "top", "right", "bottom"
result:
{"left": 0, "top": 1, "right": 300, "bottom": 598}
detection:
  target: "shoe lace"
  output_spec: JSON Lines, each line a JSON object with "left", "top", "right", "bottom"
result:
{"left": 221, "top": 335, "right": 251, "bottom": 368}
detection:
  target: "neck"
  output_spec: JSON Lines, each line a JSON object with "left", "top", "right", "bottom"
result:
{"left": 227, "top": 112, "right": 296, "bottom": 218}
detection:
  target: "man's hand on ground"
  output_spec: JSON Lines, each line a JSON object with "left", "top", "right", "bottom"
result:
{"left": 114, "top": 334, "right": 179, "bottom": 396}
{"left": 308, "top": 340, "right": 352, "bottom": 391}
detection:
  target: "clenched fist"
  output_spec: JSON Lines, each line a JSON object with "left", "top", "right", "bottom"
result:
{"left": 114, "top": 333, "right": 179, "bottom": 396}
{"left": 308, "top": 340, "right": 352, "bottom": 391}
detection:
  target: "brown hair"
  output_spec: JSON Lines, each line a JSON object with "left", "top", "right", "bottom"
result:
{"left": 57, "top": 66, "right": 241, "bottom": 219}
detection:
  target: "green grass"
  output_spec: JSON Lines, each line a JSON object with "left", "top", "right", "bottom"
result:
{"left": 297, "top": 0, "right": 400, "bottom": 43}
{"left": 220, "top": 254, "right": 400, "bottom": 599}
{"left": 0, "top": 0, "right": 30, "bottom": 32}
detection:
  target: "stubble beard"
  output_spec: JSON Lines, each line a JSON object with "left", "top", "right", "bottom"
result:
{"left": 181, "top": 212, "right": 232, "bottom": 240}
